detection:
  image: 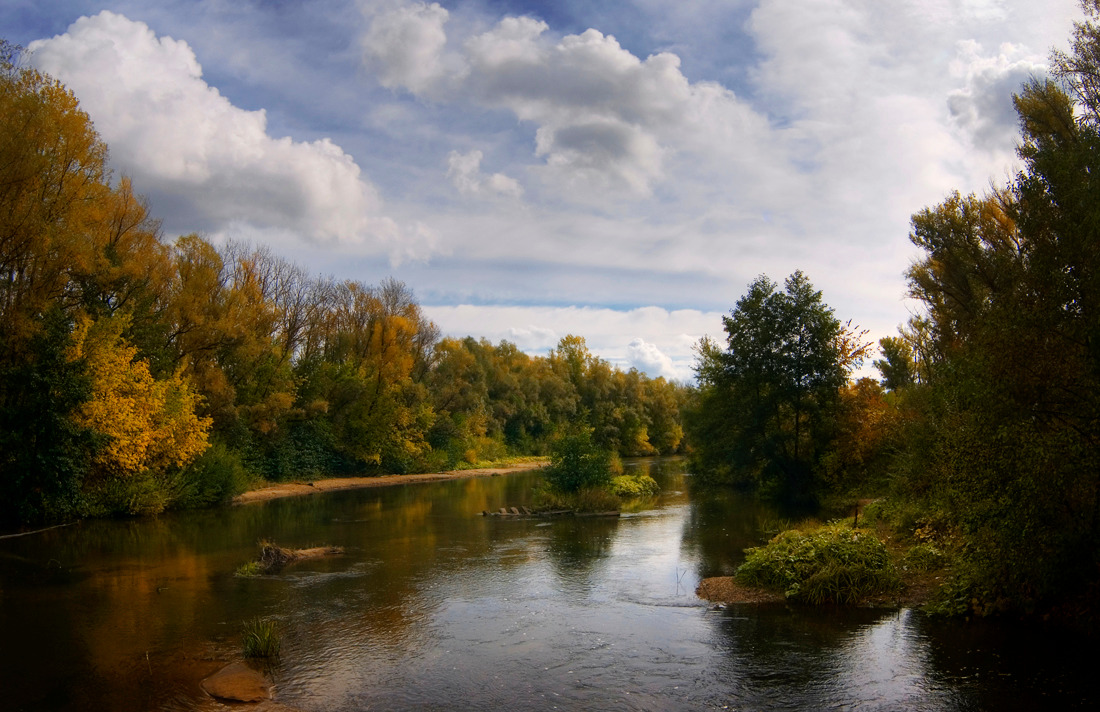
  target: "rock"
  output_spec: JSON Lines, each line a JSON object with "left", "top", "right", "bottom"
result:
{"left": 202, "top": 661, "right": 271, "bottom": 703}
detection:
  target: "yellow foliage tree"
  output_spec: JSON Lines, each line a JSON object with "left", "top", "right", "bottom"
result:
{"left": 68, "top": 314, "right": 211, "bottom": 482}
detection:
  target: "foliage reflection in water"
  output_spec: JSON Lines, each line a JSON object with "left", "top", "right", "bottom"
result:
{"left": 0, "top": 458, "right": 1094, "bottom": 710}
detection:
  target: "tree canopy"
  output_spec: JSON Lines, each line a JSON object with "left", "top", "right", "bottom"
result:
{"left": 687, "top": 271, "right": 859, "bottom": 504}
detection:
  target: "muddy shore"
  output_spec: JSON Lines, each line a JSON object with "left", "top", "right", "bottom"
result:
{"left": 233, "top": 461, "right": 549, "bottom": 505}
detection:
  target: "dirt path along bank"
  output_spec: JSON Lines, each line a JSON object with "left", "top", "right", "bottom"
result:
{"left": 233, "top": 461, "right": 549, "bottom": 505}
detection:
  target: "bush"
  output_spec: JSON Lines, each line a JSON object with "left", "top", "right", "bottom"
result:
{"left": 610, "top": 473, "right": 660, "bottom": 498}
{"left": 544, "top": 427, "right": 612, "bottom": 493}
{"left": 735, "top": 522, "right": 900, "bottom": 604}
{"left": 901, "top": 543, "right": 946, "bottom": 573}
{"left": 171, "top": 442, "right": 250, "bottom": 509}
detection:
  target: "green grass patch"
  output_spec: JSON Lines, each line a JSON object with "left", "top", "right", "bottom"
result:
{"left": 241, "top": 617, "right": 281, "bottom": 659}
{"left": 901, "top": 543, "right": 946, "bottom": 573}
{"left": 736, "top": 521, "right": 900, "bottom": 605}
{"left": 234, "top": 560, "right": 265, "bottom": 578}
{"left": 532, "top": 485, "right": 622, "bottom": 513}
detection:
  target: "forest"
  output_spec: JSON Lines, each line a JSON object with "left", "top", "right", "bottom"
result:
{"left": 4, "top": 0, "right": 1100, "bottom": 626}
{"left": 0, "top": 40, "right": 688, "bottom": 528}
{"left": 690, "top": 4, "right": 1100, "bottom": 623}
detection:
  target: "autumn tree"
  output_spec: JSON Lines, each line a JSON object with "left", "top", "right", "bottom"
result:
{"left": 886, "top": 4, "right": 1100, "bottom": 615}
{"left": 0, "top": 46, "right": 215, "bottom": 522}
{"left": 68, "top": 314, "right": 211, "bottom": 514}
{"left": 0, "top": 42, "right": 107, "bottom": 353}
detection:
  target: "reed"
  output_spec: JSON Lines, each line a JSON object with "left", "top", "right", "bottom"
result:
{"left": 241, "top": 617, "right": 281, "bottom": 659}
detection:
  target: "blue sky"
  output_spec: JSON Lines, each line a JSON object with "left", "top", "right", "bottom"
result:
{"left": 1, "top": 0, "right": 1083, "bottom": 380}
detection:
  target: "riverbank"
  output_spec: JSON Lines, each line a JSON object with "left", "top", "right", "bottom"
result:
{"left": 696, "top": 569, "right": 943, "bottom": 608}
{"left": 233, "top": 460, "right": 549, "bottom": 505}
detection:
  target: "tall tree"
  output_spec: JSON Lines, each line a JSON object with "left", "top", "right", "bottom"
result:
{"left": 889, "top": 11, "right": 1100, "bottom": 612}
{"left": 688, "top": 272, "right": 849, "bottom": 503}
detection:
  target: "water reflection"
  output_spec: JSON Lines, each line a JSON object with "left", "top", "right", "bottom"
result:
{"left": 0, "top": 460, "right": 1095, "bottom": 711}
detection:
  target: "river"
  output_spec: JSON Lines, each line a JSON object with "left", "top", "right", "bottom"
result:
{"left": 0, "top": 459, "right": 1092, "bottom": 710}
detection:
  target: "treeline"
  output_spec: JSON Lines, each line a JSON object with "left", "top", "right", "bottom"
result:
{"left": 0, "top": 43, "right": 687, "bottom": 528}
{"left": 687, "top": 5, "right": 1100, "bottom": 622}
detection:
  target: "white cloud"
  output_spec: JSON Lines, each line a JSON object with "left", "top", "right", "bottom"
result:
{"left": 362, "top": 6, "right": 776, "bottom": 200}
{"left": 361, "top": 1, "right": 459, "bottom": 96}
{"left": 625, "top": 338, "right": 679, "bottom": 380}
{"left": 28, "top": 10, "right": 432, "bottom": 263}
{"left": 422, "top": 304, "right": 721, "bottom": 382}
{"left": 447, "top": 149, "right": 523, "bottom": 198}
{"left": 948, "top": 40, "right": 1046, "bottom": 151}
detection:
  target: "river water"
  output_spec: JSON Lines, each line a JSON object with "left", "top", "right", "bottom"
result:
{"left": 0, "top": 459, "right": 1093, "bottom": 710}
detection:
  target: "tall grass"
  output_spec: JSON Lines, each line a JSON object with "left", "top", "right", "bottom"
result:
{"left": 241, "top": 617, "right": 281, "bottom": 659}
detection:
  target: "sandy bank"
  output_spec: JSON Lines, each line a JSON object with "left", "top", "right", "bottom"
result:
{"left": 233, "top": 461, "right": 549, "bottom": 505}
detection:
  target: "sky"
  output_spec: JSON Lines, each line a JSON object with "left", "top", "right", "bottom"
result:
{"left": 1, "top": 0, "right": 1084, "bottom": 381}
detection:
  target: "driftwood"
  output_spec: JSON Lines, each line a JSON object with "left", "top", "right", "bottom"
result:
{"left": 481, "top": 508, "right": 619, "bottom": 519}
{"left": 256, "top": 542, "right": 343, "bottom": 573}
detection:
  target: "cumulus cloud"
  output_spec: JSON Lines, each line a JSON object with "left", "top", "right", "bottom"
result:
{"left": 362, "top": 5, "right": 773, "bottom": 199}
{"left": 625, "top": 338, "right": 679, "bottom": 380}
{"left": 361, "top": 1, "right": 460, "bottom": 96}
{"left": 948, "top": 40, "right": 1046, "bottom": 151}
{"left": 447, "top": 150, "right": 523, "bottom": 198}
{"left": 28, "top": 11, "right": 431, "bottom": 262}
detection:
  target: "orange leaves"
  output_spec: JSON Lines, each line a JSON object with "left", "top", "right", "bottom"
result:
{"left": 834, "top": 319, "right": 872, "bottom": 378}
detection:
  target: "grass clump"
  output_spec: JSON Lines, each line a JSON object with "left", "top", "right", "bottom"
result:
{"left": 235, "top": 560, "right": 265, "bottom": 578}
{"left": 532, "top": 484, "right": 621, "bottom": 513}
{"left": 241, "top": 617, "right": 281, "bottom": 659}
{"left": 735, "top": 521, "right": 900, "bottom": 605}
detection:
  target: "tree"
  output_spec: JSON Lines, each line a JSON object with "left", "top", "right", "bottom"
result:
{"left": 687, "top": 271, "right": 851, "bottom": 503}
{"left": 886, "top": 20, "right": 1100, "bottom": 614}
{"left": 68, "top": 314, "right": 210, "bottom": 489}
{"left": 0, "top": 308, "right": 96, "bottom": 526}
{"left": 874, "top": 336, "right": 916, "bottom": 391}
{"left": 544, "top": 425, "right": 612, "bottom": 494}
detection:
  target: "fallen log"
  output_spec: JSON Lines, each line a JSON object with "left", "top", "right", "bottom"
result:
{"left": 255, "top": 541, "right": 343, "bottom": 574}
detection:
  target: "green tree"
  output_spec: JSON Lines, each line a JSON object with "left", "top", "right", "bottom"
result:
{"left": 688, "top": 271, "right": 848, "bottom": 503}
{"left": 0, "top": 309, "right": 96, "bottom": 526}
{"left": 874, "top": 336, "right": 916, "bottom": 391}
{"left": 544, "top": 425, "right": 612, "bottom": 494}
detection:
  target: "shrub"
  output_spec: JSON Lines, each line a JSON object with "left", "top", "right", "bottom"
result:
{"left": 610, "top": 473, "right": 660, "bottom": 498}
{"left": 241, "top": 617, "right": 281, "bottom": 659}
{"left": 544, "top": 426, "right": 612, "bottom": 493}
{"left": 171, "top": 442, "right": 250, "bottom": 509}
{"left": 735, "top": 522, "right": 900, "bottom": 604}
